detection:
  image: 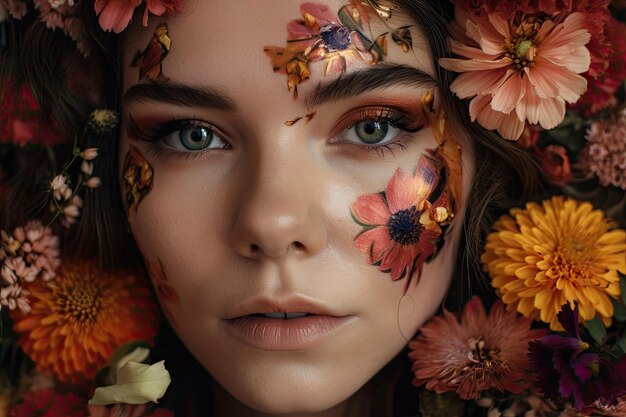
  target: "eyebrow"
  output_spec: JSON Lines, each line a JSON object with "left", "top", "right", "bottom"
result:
{"left": 304, "top": 64, "right": 437, "bottom": 109}
{"left": 123, "top": 83, "right": 238, "bottom": 112}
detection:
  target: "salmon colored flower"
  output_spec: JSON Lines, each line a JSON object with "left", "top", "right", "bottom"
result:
{"left": 352, "top": 154, "right": 450, "bottom": 281}
{"left": 409, "top": 297, "right": 545, "bottom": 400}
{"left": 440, "top": 9, "right": 591, "bottom": 140}
{"left": 11, "top": 259, "right": 161, "bottom": 384}
{"left": 142, "top": 0, "right": 184, "bottom": 26}
{"left": 94, "top": 0, "right": 141, "bottom": 33}
{"left": 481, "top": 196, "right": 625, "bottom": 330}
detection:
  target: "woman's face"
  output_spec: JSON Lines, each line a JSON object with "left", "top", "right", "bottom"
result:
{"left": 120, "top": 1, "right": 473, "bottom": 414}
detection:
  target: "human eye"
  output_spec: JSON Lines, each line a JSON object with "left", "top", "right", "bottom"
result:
{"left": 331, "top": 107, "right": 427, "bottom": 157}
{"left": 127, "top": 115, "right": 231, "bottom": 157}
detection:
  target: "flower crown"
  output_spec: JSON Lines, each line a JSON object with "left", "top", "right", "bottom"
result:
{"left": 0, "top": 1, "right": 625, "bottom": 416}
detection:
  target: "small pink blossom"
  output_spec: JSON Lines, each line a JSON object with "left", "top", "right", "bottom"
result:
{"left": 60, "top": 195, "right": 83, "bottom": 228}
{"left": 440, "top": 9, "right": 591, "bottom": 140}
{"left": 81, "top": 148, "right": 99, "bottom": 161}
{"left": 81, "top": 160, "right": 94, "bottom": 176}
{"left": 584, "top": 111, "right": 626, "bottom": 189}
{"left": 85, "top": 177, "right": 102, "bottom": 189}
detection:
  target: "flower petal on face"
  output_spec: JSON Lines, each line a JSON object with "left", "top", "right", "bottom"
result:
{"left": 355, "top": 226, "right": 392, "bottom": 262}
{"left": 287, "top": 20, "right": 318, "bottom": 40}
{"left": 379, "top": 243, "right": 419, "bottom": 280}
{"left": 352, "top": 192, "right": 390, "bottom": 225}
{"left": 300, "top": 2, "right": 336, "bottom": 28}
{"left": 491, "top": 70, "right": 526, "bottom": 114}
{"left": 413, "top": 155, "right": 441, "bottom": 200}
{"left": 385, "top": 169, "right": 420, "bottom": 214}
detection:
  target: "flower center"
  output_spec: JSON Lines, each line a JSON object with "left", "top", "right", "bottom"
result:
{"left": 466, "top": 337, "right": 504, "bottom": 369}
{"left": 504, "top": 19, "right": 541, "bottom": 72}
{"left": 57, "top": 279, "right": 101, "bottom": 325}
{"left": 551, "top": 236, "right": 601, "bottom": 286}
{"left": 320, "top": 24, "right": 352, "bottom": 52}
{"left": 387, "top": 206, "right": 423, "bottom": 245}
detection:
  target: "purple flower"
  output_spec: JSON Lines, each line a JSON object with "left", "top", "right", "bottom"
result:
{"left": 528, "top": 303, "right": 626, "bottom": 411}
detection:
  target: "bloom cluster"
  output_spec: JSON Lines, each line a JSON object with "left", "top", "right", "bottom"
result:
{"left": 410, "top": 197, "right": 626, "bottom": 416}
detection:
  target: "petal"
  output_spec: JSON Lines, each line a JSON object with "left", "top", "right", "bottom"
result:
{"left": 497, "top": 110, "right": 525, "bottom": 140}
{"left": 354, "top": 227, "right": 392, "bottom": 262}
{"left": 533, "top": 58, "right": 588, "bottom": 103}
{"left": 448, "top": 67, "right": 508, "bottom": 98}
{"left": 385, "top": 169, "right": 419, "bottom": 214}
{"left": 352, "top": 193, "right": 390, "bottom": 225}
{"left": 439, "top": 57, "right": 511, "bottom": 73}
{"left": 536, "top": 96, "right": 566, "bottom": 130}
{"left": 490, "top": 70, "right": 526, "bottom": 114}
{"left": 525, "top": 66, "right": 559, "bottom": 99}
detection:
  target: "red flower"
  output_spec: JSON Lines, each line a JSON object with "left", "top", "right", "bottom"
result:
{"left": 351, "top": 154, "right": 450, "bottom": 281}
{"left": 539, "top": 145, "right": 572, "bottom": 186}
{"left": 8, "top": 389, "right": 87, "bottom": 417}
{"left": 0, "top": 77, "right": 64, "bottom": 146}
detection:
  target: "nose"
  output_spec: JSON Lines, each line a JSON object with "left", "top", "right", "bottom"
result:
{"left": 230, "top": 152, "right": 327, "bottom": 260}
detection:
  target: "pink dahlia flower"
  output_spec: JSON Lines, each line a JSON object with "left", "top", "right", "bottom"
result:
{"left": 584, "top": 111, "right": 626, "bottom": 190}
{"left": 409, "top": 297, "right": 545, "bottom": 400}
{"left": 440, "top": 9, "right": 591, "bottom": 140}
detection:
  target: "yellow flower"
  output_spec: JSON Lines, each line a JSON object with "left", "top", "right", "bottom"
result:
{"left": 481, "top": 196, "right": 625, "bottom": 330}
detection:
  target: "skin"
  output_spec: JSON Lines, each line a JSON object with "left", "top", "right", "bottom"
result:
{"left": 120, "top": 1, "right": 475, "bottom": 416}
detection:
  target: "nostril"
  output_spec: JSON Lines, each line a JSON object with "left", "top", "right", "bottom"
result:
{"left": 250, "top": 244, "right": 260, "bottom": 256}
{"left": 292, "top": 241, "right": 305, "bottom": 252}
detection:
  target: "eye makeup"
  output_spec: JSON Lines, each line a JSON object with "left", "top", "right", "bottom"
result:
{"left": 123, "top": 146, "right": 154, "bottom": 223}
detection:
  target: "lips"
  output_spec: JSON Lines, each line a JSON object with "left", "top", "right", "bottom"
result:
{"left": 222, "top": 295, "right": 354, "bottom": 351}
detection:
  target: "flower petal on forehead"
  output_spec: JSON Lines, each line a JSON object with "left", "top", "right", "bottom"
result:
{"left": 385, "top": 169, "right": 420, "bottom": 214}
{"left": 352, "top": 192, "right": 391, "bottom": 225}
{"left": 287, "top": 20, "right": 316, "bottom": 39}
{"left": 301, "top": 2, "right": 337, "bottom": 26}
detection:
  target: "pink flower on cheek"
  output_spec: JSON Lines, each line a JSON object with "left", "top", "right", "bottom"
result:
{"left": 94, "top": 0, "right": 142, "bottom": 33}
{"left": 351, "top": 155, "right": 448, "bottom": 282}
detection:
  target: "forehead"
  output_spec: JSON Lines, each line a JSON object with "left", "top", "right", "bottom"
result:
{"left": 122, "top": 0, "right": 436, "bottom": 104}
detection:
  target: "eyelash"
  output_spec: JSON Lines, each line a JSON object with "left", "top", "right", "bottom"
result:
{"left": 126, "top": 106, "right": 426, "bottom": 160}
{"left": 338, "top": 107, "right": 425, "bottom": 157}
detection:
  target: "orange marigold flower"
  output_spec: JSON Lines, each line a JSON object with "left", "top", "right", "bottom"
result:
{"left": 481, "top": 196, "right": 625, "bottom": 330}
{"left": 10, "top": 259, "right": 161, "bottom": 384}
{"left": 408, "top": 297, "right": 544, "bottom": 400}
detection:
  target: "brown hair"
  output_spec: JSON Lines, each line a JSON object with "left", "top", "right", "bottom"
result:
{"left": 0, "top": 1, "right": 541, "bottom": 413}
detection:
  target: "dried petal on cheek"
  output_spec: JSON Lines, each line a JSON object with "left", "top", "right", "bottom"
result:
{"left": 146, "top": 258, "right": 180, "bottom": 326}
{"left": 123, "top": 146, "right": 154, "bottom": 223}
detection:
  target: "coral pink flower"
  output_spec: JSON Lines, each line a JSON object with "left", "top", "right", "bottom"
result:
{"left": 94, "top": 0, "right": 142, "bottom": 33}
{"left": 408, "top": 297, "right": 545, "bottom": 400}
{"left": 440, "top": 9, "right": 591, "bottom": 140}
{"left": 351, "top": 155, "right": 450, "bottom": 281}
